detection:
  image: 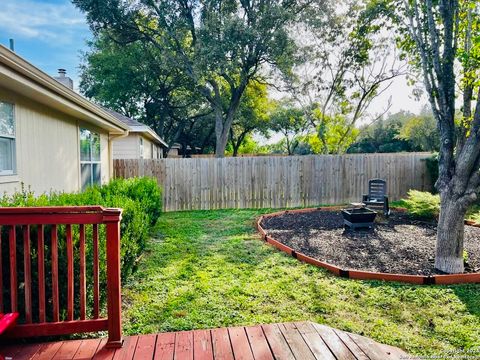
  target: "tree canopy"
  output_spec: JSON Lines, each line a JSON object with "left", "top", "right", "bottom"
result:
{"left": 80, "top": 34, "right": 211, "bottom": 152}
{"left": 290, "top": 0, "right": 405, "bottom": 154}
{"left": 73, "top": 0, "right": 332, "bottom": 157}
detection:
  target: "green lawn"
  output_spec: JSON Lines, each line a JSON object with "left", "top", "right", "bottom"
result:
{"left": 122, "top": 209, "right": 480, "bottom": 355}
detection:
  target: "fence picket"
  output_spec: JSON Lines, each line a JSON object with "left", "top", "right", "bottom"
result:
{"left": 114, "top": 153, "right": 432, "bottom": 211}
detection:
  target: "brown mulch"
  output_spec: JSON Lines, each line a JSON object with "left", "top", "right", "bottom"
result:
{"left": 261, "top": 210, "right": 480, "bottom": 275}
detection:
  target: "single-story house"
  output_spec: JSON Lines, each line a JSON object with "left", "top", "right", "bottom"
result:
{"left": 0, "top": 44, "right": 130, "bottom": 195}
{"left": 106, "top": 110, "right": 168, "bottom": 160}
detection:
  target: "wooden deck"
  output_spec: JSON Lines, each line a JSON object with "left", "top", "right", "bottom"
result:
{"left": 0, "top": 322, "right": 408, "bottom": 360}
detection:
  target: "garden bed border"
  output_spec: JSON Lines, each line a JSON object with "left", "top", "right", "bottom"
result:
{"left": 257, "top": 207, "right": 480, "bottom": 285}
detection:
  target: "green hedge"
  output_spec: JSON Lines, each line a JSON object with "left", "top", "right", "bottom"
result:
{"left": 0, "top": 177, "right": 161, "bottom": 321}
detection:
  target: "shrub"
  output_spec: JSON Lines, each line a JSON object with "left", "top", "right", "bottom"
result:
{"left": 0, "top": 178, "right": 161, "bottom": 321}
{"left": 99, "top": 177, "right": 162, "bottom": 227}
{"left": 403, "top": 190, "right": 440, "bottom": 219}
{"left": 425, "top": 153, "right": 439, "bottom": 193}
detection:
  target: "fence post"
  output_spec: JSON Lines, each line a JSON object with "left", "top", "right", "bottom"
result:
{"left": 103, "top": 208, "right": 123, "bottom": 348}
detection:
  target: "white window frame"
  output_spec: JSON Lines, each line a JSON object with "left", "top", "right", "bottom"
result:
{"left": 80, "top": 128, "right": 101, "bottom": 190}
{"left": 0, "top": 101, "right": 16, "bottom": 176}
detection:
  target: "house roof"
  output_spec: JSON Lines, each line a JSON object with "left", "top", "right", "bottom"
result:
{"left": 104, "top": 108, "right": 168, "bottom": 148}
{"left": 0, "top": 45, "right": 129, "bottom": 135}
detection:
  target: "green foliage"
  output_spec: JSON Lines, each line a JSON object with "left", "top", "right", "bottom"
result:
{"left": 80, "top": 35, "right": 212, "bottom": 151}
{"left": 74, "top": 0, "right": 330, "bottom": 156}
{"left": 348, "top": 111, "right": 416, "bottom": 153}
{"left": 98, "top": 177, "right": 162, "bottom": 228}
{"left": 227, "top": 82, "right": 273, "bottom": 156}
{"left": 269, "top": 102, "right": 309, "bottom": 155}
{"left": 398, "top": 113, "right": 439, "bottom": 152}
{"left": 403, "top": 190, "right": 440, "bottom": 219}
{"left": 0, "top": 177, "right": 161, "bottom": 321}
{"left": 122, "top": 209, "right": 480, "bottom": 355}
{"left": 308, "top": 110, "right": 360, "bottom": 154}
{"left": 425, "top": 154, "right": 439, "bottom": 193}
{"left": 292, "top": 0, "right": 404, "bottom": 155}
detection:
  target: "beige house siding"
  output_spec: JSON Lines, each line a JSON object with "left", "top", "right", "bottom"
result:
{"left": 112, "top": 133, "right": 140, "bottom": 159}
{"left": 0, "top": 86, "right": 111, "bottom": 195}
{"left": 113, "top": 133, "right": 163, "bottom": 159}
{"left": 142, "top": 136, "right": 153, "bottom": 159}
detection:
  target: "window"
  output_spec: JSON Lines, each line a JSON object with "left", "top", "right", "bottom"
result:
{"left": 80, "top": 128, "right": 101, "bottom": 190}
{"left": 0, "top": 102, "right": 16, "bottom": 175}
{"left": 139, "top": 137, "right": 144, "bottom": 159}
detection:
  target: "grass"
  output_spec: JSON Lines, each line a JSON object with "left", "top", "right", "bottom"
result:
{"left": 122, "top": 209, "right": 480, "bottom": 356}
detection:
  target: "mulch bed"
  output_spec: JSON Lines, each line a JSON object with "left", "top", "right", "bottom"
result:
{"left": 261, "top": 210, "right": 480, "bottom": 275}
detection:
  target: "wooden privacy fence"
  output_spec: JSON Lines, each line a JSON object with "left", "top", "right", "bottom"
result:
{"left": 114, "top": 153, "right": 433, "bottom": 212}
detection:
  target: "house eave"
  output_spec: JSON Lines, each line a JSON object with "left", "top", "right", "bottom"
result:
{"left": 0, "top": 45, "right": 128, "bottom": 135}
{"left": 129, "top": 126, "right": 168, "bottom": 148}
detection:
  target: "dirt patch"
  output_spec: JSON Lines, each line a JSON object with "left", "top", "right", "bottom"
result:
{"left": 261, "top": 210, "right": 480, "bottom": 275}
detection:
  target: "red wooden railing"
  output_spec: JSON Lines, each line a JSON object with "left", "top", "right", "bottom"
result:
{"left": 0, "top": 206, "right": 123, "bottom": 348}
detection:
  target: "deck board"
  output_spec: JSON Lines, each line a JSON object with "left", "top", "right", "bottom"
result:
{"left": 278, "top": 323, "right": 316, "bottom": 360}
{"left": 212, "top": 327, "right": 234, "bottom": 360}
{"left": 33, "top": 341, "right": 64, "bottom": 360}
{"left": 261, "top": 323, "right": 296, "bottom": 360}
{"left": 114, "top": 336, "right": 139, "bottom": 360}
{"left": 333, "top": 329, "right": 369, "bottom": 360}
{"left": 53, "top": 339, "right": 82, "bottom": 359}
{"left": 0, "top": 322, "right": 408, "bottom": 360}
{"left": 312, "top": 323, "right": 357, "bottom": 360}
{"left": 228, "top": 327, "right": 254, "bottom": 360}
{"left": 154, "top": 332, "right": 175, "bottom": 360}
{"left": 133, "top": 334, "right": 157, "bottom": 360}
{"left": 244, "top": 326, "right": 273, "bottom": 360}
{"left": 295, "top": 322, "right": 336, "bottom": 360}
{"left": 175, "top": 331, "right": 194, "bottom": 360}
{"left": 92, "top": 339, "right": 116, "bottom": 360}
{"left": 193, "top": 330, "right": 214, "bottom": 360}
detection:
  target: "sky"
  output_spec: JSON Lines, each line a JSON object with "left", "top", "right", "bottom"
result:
{"left": 0, "top": 0, "right": 427, "bottom": 121}
{"left": 0, "top": 0, "right": 91, "bottom": 90}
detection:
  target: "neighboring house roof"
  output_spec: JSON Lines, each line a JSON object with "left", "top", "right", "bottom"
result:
{"left": 0, "top": 45, "right": 128, "bottom": 134}
{"left": 104, "top": 108, "right": 168, "bottom": 148}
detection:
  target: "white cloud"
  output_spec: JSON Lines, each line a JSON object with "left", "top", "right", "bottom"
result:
{"left": 0, "top": 0, "right": 89, "bottom": 44}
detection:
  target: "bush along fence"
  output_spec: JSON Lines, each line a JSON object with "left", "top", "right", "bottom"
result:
{"left": 0, "top": 178, "right": 162, "bottom": 325}
{"left": 114, "top": 153, "right": 433, "bottom": 211}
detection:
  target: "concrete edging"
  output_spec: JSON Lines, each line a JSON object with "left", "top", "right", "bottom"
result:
{"left": 257, "top": 207, "right": 480, "bottom": 285}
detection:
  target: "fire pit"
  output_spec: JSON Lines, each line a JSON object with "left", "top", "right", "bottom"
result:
{"left": 342, "top": 207, "right": 377, "bottom": 230}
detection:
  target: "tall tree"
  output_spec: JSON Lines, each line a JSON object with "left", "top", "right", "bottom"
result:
{"left": 269, "top": 102, "right": 309, "bottom": 155}
{"left": 291, "top": 0, "right": 405, "bottom": 154}
{"left": 73, "top": 0, "right": 330, "bottom": 157}
{"left": 79, "top": 35, "right": 211, "bottom": 151}
{"left": 390, "top": 0, "right": 480, "bottom": 273}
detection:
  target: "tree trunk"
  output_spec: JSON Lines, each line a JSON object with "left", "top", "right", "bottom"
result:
{"left": 435, "top": 194, "right": 466, "bottom": 273}
{"left": 214, "top": 106, "right": 227, "bottom": 158}
{"left": 286, "top": 136, "right": 292, "bottom": 155}
{"left": 215, "top": 130, "right": 229, "bottom": 158}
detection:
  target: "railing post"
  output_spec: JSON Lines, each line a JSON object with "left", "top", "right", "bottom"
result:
{"left": 104, "top": 208, "right": 123, "bottom": 348}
